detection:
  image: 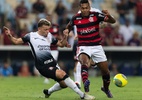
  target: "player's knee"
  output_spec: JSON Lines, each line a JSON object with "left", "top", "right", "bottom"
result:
{"left": 56, "top": 70, "right": 66, "bottom": 79}
{"left": 59, "top": 81, "right": 68, "bottom": 88}
{"left": 101, "top": 68, "right": 110, "bottom": 75}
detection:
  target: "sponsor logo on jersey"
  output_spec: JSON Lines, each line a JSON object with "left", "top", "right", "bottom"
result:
{"left": 34, "top": 38, "right": 46, "bottom": 41}
{"left": 76, "top": 17, "right": 82, "bottom": 20}
{"left": 44, "top": 59, "right": 53, "bottom": 64}
{"left": 80, "top": 27, "right": 96, "bottom": 34}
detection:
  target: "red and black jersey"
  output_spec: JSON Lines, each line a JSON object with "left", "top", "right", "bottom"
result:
{"left": 50, "top": 24, "right": 59, "bottom": 50}
{"left": 70, "top": 11, "right": 107, "bottom": 46}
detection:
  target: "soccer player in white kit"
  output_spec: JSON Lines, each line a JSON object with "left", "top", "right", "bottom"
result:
{"left": 4, "top": 19, "right": 95, "bottom": 100}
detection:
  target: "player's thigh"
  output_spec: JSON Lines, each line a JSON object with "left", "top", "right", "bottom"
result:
{"left": 77, "top": 46, "right": 91, "bottom": 64}
{"left": 56, "top": 69, "right": 66, "bottom": 79}
{"left": 90, "top": 58, "right": 95, "bottom": 65}
{"left": 38, "top": 66, "right": 59, "bottom": 81}
{"left": 91, "top": 45, "right": 107, "bottom": 63}
{"left": 79, "top": 53, "right": 90, "bottom": 65}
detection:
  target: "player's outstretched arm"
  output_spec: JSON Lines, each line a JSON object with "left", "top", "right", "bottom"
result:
{"left": 3, "top": 26, "right": 24, "bottom": 45}
{"left": 102, "top": 10, "right": 116, "bottom": 24}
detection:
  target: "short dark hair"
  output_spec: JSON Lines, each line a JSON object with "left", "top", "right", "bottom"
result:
{"left": 80, "top": 0, "right": 89, "bottom": 6}
{"left": 38, "top": 18, "right": 51, "bottom": 27}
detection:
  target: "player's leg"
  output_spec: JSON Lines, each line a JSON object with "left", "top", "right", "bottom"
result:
{"left": 97, "top": 61, "right": 113, "bottom": 98}
{"left": 79, "top": 53, "right": 91, "bottom": 93}
{"left": 74, "top": 61, "right": 81, "bottom": 89}
{"left": 91, "top": 45, "right": 113, "bottom": 98}
{"left": 43, "top": 68, "right": 95, "bottom": 99}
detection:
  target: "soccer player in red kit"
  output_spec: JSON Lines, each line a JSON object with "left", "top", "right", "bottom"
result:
{"left": 64, "top": 0, "right": 116, "bottom": 98}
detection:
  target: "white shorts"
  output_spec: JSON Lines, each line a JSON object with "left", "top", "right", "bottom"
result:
{"left": 51, "top": 50, "right": 59, "bottom": 61}
{"left": 76, "top": 45, "right": 107, "bottom": 63}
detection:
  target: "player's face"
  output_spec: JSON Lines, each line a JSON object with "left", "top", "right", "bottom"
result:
{"left": 80, "top": 3, "right": 90, "bottom": 17}
{"left": 38, "top": 25, "right": 51, "bottom": 37}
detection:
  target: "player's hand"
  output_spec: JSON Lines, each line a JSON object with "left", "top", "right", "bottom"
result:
{"left": 65, "top": 42, "right": 71, "bottom": 48}
{"left": 102, "top": 10, "right": 110, "bottom": 16}
{"left": 74, "top": 35, "right": 78, "bottom": 40}
{"left": 3, "top": 26, "right": 11, "bottom": 37}
{"left": 63, "top": 29, "right": 69, "bottom": 36}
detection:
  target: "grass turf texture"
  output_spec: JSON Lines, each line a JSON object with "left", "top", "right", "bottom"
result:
{"left": 0, "top": 76, "right": 141, "bottom": 100}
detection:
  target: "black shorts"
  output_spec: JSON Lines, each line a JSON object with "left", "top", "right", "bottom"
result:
{"left": 37, "top": 61, "right": 62, "bottom": 82}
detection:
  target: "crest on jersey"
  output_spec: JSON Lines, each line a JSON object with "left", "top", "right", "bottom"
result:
{"left": 78, "top": 21, "right": 81, "bottom": 24}
{"left": 49, "top": 67, "right": 54, "bottom": 70}
{"left": 89, "top": 17, "right": 94, "bottom": 22}
{"left": 53, "top": 27, "right": 57, "bottom": 32}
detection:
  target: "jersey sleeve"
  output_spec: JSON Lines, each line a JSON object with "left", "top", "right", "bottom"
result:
{"left": 69, "top": 16, "right": 75, "bottom": 26}
{"left": 51, "top": 35, "right": 58, "bottom": 45}
{"left": 22, "top": 33, "right": 30, "bottom": 43}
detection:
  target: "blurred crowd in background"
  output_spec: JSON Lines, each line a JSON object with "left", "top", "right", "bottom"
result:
{"left": 0, "top": 0, "right": 142, "bottom": 77}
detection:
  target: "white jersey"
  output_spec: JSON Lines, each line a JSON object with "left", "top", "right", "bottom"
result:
{"left": 22, "top": 32, "right": 58, "bottom": 67}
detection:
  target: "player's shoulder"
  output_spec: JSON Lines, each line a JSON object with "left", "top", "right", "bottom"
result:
{"left": 90, "top": 7, "right": 102, "bottom": 13}
{"left": 73, "top": 13, "right": 81, "bottom": 18}
{"left": 29, "top": 31, "right": 37, "bottom": 36}
{"left": 47, "top": 32, "right": 52, "bottom": 37}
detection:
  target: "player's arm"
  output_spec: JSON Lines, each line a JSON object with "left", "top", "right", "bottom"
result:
{"left": 3, "top": 26, "right": 24, "bottom": 45}
{"left": 63, "top": 22, "right": 72, "bottom": 38}
{"left": 56, "top": 31, "right": 71, "bottom": 48}
{"left": 102, "top": 10, "right": 116, "bottom": 24}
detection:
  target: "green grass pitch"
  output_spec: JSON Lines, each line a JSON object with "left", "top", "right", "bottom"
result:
{"left": 0, "top": 76, "right": 141, "bottom": 100}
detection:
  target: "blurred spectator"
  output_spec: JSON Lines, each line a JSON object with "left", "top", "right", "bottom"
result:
{"left": 111, "top": 25, "right": 125, "bottom": 46}
{"left": 100, "top": 28, "right": 111, "bottom": 46}
{"left": 119, "top": 19, "right": 135, "bottom": 45}
{"left": 18, "top": 61, "right": 31, "bottom": 77}
{"left": 15, "top": 0, "right": 28, "bottom": 19}
{"left": 0, "top": 59, "right": 13, "bottom": 77}
{"left": 127, "top": 31, "right": 141, "bottom": 46}
{"left": 58, "top": 12, "right": 70, "bottom": 32}
{"left": 32, "top": 0, "right": 47, "bottom": 14}
{"left": 20, "top": 24, "right": 29, "bottom": 45}
{"left": 0, "top": 29, "right": 3, "bottom": 45}
{"left": 71, "top": 0, "right": 80, "bottom": 14}
{"left": 109, "top": 63, "right": 119, "bottom": 76}
{"left": 0, "top": 13, "right": 5, "bottom": 29}
{"left": 32, "top": 0, "right": 47, "bottom": 19}
{"left": 134, "top": 0, "right": 142, "bottom": 26}
{"left": 54, "top": 0, "right": 67, "bottom": 23}
{"left": 2, "top": 20, "right": 17, "bottom": 45}
{"left": 120, "top": 62, "right": 135, "bottom": 76}
{"left": 100, "top": 29, "right": 107, "bottom": 46}
{"left": 128, "top": 0, "right": 136, "bottom": 9}
{"left": 116, "top": 0, "right": 129, "bottom": 24}
{"left": 101, "top": 23, "right": 114, "bottom": 46}
{"left": 32, "top": 17, "right": 39, "bottom": 32}
{"left": 103, "top": 23, "right": 114, "bottom": 38}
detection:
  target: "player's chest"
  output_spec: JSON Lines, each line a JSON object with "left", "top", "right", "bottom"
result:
{"left": 74, "top": 16, "right": 97, "bottom": 25}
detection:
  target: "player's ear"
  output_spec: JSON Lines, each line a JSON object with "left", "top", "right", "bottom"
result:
{"left": 38, "top": 27, "right": 41, "bottom": 31}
